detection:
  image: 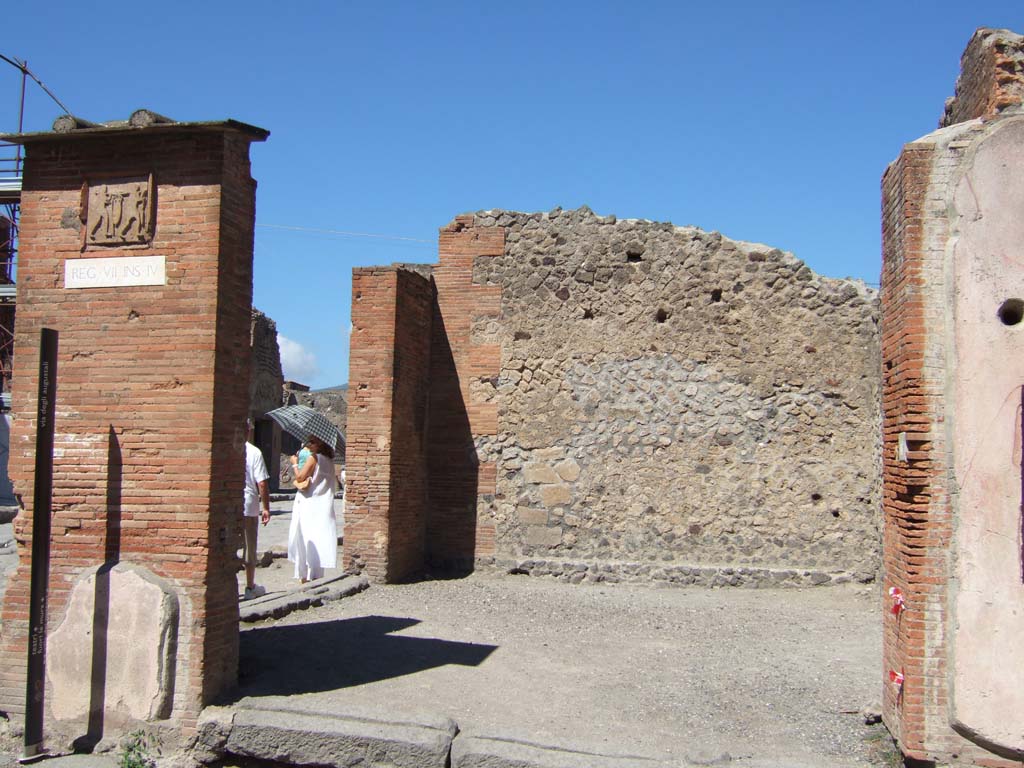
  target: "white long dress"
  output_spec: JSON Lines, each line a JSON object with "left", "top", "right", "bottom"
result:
{"left": 287, "top": 453, "right": 338, "bottom": 580}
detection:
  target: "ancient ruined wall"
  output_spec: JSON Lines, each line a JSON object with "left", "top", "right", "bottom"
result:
{"left": 880, "top": 27, "right": 1024, "bottom": 767}
{"left": 344, "top": 266, "right": 435, "bottom": 582}
{"left": 941, "top": 28, "right": 1024, "bottom": 128}
{"left": 881, "top": 112, "right": 1024, "bottom": 768}
{"left": 249, "top": 309, "right": 283, "bottom": 417}
{"left": 460, "top": 208, "right": 880, "bottom": 586}
{"left": 425, "top": 219, "right": 503, "bottom": 571}
{"left": 0, "top": 122, "right": 264, "bottom": 738}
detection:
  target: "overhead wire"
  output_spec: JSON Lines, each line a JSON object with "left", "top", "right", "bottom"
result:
{"left": 256, "top": 222, "right": 433, "bottom": 246}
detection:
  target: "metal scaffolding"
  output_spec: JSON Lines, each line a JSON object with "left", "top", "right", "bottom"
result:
{"left": 0, "top": 55, "right": 69, "bottom": 403}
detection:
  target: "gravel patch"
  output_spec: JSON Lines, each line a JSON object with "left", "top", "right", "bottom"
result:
{"left": 238, "top": 574, "right": 889, "bottom": 767}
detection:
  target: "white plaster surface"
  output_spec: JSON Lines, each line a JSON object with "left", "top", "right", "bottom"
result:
{"left": 949, "top": 116, "right": 1024, "bottom": 755}
{"left": 46, "top": 563, "right": 178, "bottom": 724}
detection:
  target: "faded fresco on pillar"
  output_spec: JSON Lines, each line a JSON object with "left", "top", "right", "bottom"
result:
{"left": 949, "top": 117, "right": 1024, "bottom": 758}
{"left": 85, "top": 176, "right": 154, "bottom": 246}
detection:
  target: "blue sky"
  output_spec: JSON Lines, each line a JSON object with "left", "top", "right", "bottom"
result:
{"left": 3, "top": 2, "right": 1022, "bottom": 387}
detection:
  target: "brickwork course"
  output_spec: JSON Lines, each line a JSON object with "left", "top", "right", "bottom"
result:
{"left": 881, "top": 27, "right": 1024, "bottom": 768}
{"left": 0, "top": 115, "right": 267, "bottom": 742}
{"left": 346, "top": 209, "right": 881, "bottom": 586}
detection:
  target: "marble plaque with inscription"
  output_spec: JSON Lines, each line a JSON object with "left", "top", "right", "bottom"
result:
{"left": 65, "top": 256, "right": 165, "bottom": 289}
{"left": 85, "top": 176, "right": 154, "bottom": 246}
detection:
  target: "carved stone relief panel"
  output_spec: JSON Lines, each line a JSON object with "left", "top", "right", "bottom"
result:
{"left": 84, "top": 175, "right": 154, "bottom": 247}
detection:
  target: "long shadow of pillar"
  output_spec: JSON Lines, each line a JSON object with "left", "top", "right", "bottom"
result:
{"left": 72, "top": 427, "right": 121, "bottom": 752}
{"left": 425, "top": 308, "right": 478, "bottom": 575}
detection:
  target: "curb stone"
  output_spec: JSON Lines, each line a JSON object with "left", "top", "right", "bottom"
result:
{"left": 239, "top": 574, "right": 369, "bottom": 623}
{"left": 451, "top": 735, "right": 676, "bottom": 768}
{"left": 196, "top": 701, "right": 457, "bottom": 768}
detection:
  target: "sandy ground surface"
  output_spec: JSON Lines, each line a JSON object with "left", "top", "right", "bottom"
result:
{"left": 0, "top": 502, "right": 896, "bottom": 767}
{"left": 234, "top": 572, "right": 889, "bottom": 768}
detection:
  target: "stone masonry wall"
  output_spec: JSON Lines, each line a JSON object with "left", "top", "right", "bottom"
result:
{"left": 465, "top": 208, "right": 881, "bottom": 586}
{"left": 250, "top": 309, "right": 283, "bottom": 418}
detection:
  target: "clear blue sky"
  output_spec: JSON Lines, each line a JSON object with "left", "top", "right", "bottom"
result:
{"left": 4, "top": 2, "right": 1022, "bottom": 388}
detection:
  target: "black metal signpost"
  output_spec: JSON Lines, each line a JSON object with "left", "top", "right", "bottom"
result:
{"left": 22, "top": 328, "right": 57, "bottom": 762}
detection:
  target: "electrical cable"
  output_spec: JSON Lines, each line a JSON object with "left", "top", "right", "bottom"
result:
{"left": 256, "top": 222, "right": 432, "bottom": 245}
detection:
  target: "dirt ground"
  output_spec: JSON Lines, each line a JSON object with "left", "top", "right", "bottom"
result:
{"left": 235, "top": 567, "right": 895, "bottom": 768}
{"left": 0, "top": 512, "right": 899, "bottom": 767}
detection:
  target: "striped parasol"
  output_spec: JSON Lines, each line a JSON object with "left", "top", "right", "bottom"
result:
{"left": 265, "top": 405, "right": 345, "bottom": 453}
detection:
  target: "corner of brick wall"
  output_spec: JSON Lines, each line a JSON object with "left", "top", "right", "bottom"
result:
{"left": 344, "top": 266, "right": 436, "bottom": 583}
{"left": 881, "top": 122, "right": 1024, "bottom": 768}
{"left": 386, "top": 269, "right": 434, "bottom": 581}
{"left": 425, "top": 216, "right": 503, "bottom": 570}
{"left": 0, "top": 127, "right": 260, "bottom": 734}
{"left": 344, "top": 267, "right": 399, "bottom": 582}
{"left": 880, "top": 138, "right": 945, "bottom": 760}
{"left": 941, "top": 27, "right": 1024, "bottom": 127}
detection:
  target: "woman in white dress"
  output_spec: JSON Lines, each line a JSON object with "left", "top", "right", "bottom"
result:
{"left": 287, "top": 435, "right": 338, "bottom": 583}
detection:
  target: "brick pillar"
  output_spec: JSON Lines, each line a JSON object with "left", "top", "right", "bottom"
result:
{"left": 425, "top": 216, "right": 502, "bottom": 569}
{"left": 344, "top": 266, "right": 434, "bottom": 582}
{"left": 881, "top": 107, "right": 1024, "bottom": 768}
{"left": 0, "top": 119, "right": 267, "bottom": 738}
{"left": 345, "top": 215, "right": 505, "bottom": 581}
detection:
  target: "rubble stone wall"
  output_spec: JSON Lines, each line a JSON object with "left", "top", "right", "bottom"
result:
{"left": 249, "top": 309, "right": 283, "bottom": 418}
{"left": 466, "top": 208, "right": 881, "bottom": 584}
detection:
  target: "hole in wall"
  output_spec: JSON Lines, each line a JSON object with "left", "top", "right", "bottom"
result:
{"left": 655, "top": 308, "right": 670, "bottom": 323}
{"left": 582, "top": 308, "right": 594, "bottom": 319}
{"left": 811, "top": 493, "right": 822, "bottom": 502}
{"left": 710, "top": 288, "right": 723, "bottom": 303}
{"left": 831, "top": 510, "right": 840, "bottom": 518}
{"left": 627, "top": 253, "right": 643, "bottom": 263}
{"left": 998, "top": 298, "right": 1024, "bottom": 326}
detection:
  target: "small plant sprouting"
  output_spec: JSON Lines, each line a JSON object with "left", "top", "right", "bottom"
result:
{"left": 119, "top": 730, "right": 158, "bottom": 768}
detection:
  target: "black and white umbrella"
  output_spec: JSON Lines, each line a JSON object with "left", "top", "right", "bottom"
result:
{"left": 265, "top": 405, "right": 345, "bottom": 453}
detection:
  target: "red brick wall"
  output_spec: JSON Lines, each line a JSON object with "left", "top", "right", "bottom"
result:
{"left": 344, "top": 218, "right": 504, "bottom": 581}
{"left": 344, "top": 268, "right": 399, "bottom": 581}
{"left": 425, "top": 217, "right": 502, "bottom": 570}
{"left": 387, "top": 269, "right": 434, "bottom": 580}
{"left": 344, "top": 266, "right": 434, "bottom": 582}
{"left": 941, "top": 28, "right": 1024, "bottom": 128}
{"left": 0, "top": 126, "right": 262, "bottom": 731}
{"left": 881, "top": 133, "right": 1024, "bottom": 768}
{"left": 880, "top": 141, "right": 947, "bottom": 761}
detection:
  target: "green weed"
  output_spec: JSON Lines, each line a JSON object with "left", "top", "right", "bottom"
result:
{"left": 119, "top": 730, "right": 158, "bottom": 768}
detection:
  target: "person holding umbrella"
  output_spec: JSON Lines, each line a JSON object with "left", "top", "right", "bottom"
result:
{"left": 287, "top": 434, "right": 338, "bottom": 583}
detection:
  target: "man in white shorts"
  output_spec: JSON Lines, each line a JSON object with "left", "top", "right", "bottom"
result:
{"left": 243, "top": 421, "right": 271, "bottom": 599}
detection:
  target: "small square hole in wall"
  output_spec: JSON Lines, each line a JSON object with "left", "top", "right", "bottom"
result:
{"left": 655, "top": 308, "right": 670, "bottom": 323}
{"left": 710, "top": 288, "right": 723, "bottom": 303}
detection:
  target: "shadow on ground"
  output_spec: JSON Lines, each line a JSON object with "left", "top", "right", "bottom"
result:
{"left": 237, "top": 614, "right": 497, "bottom": 697}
